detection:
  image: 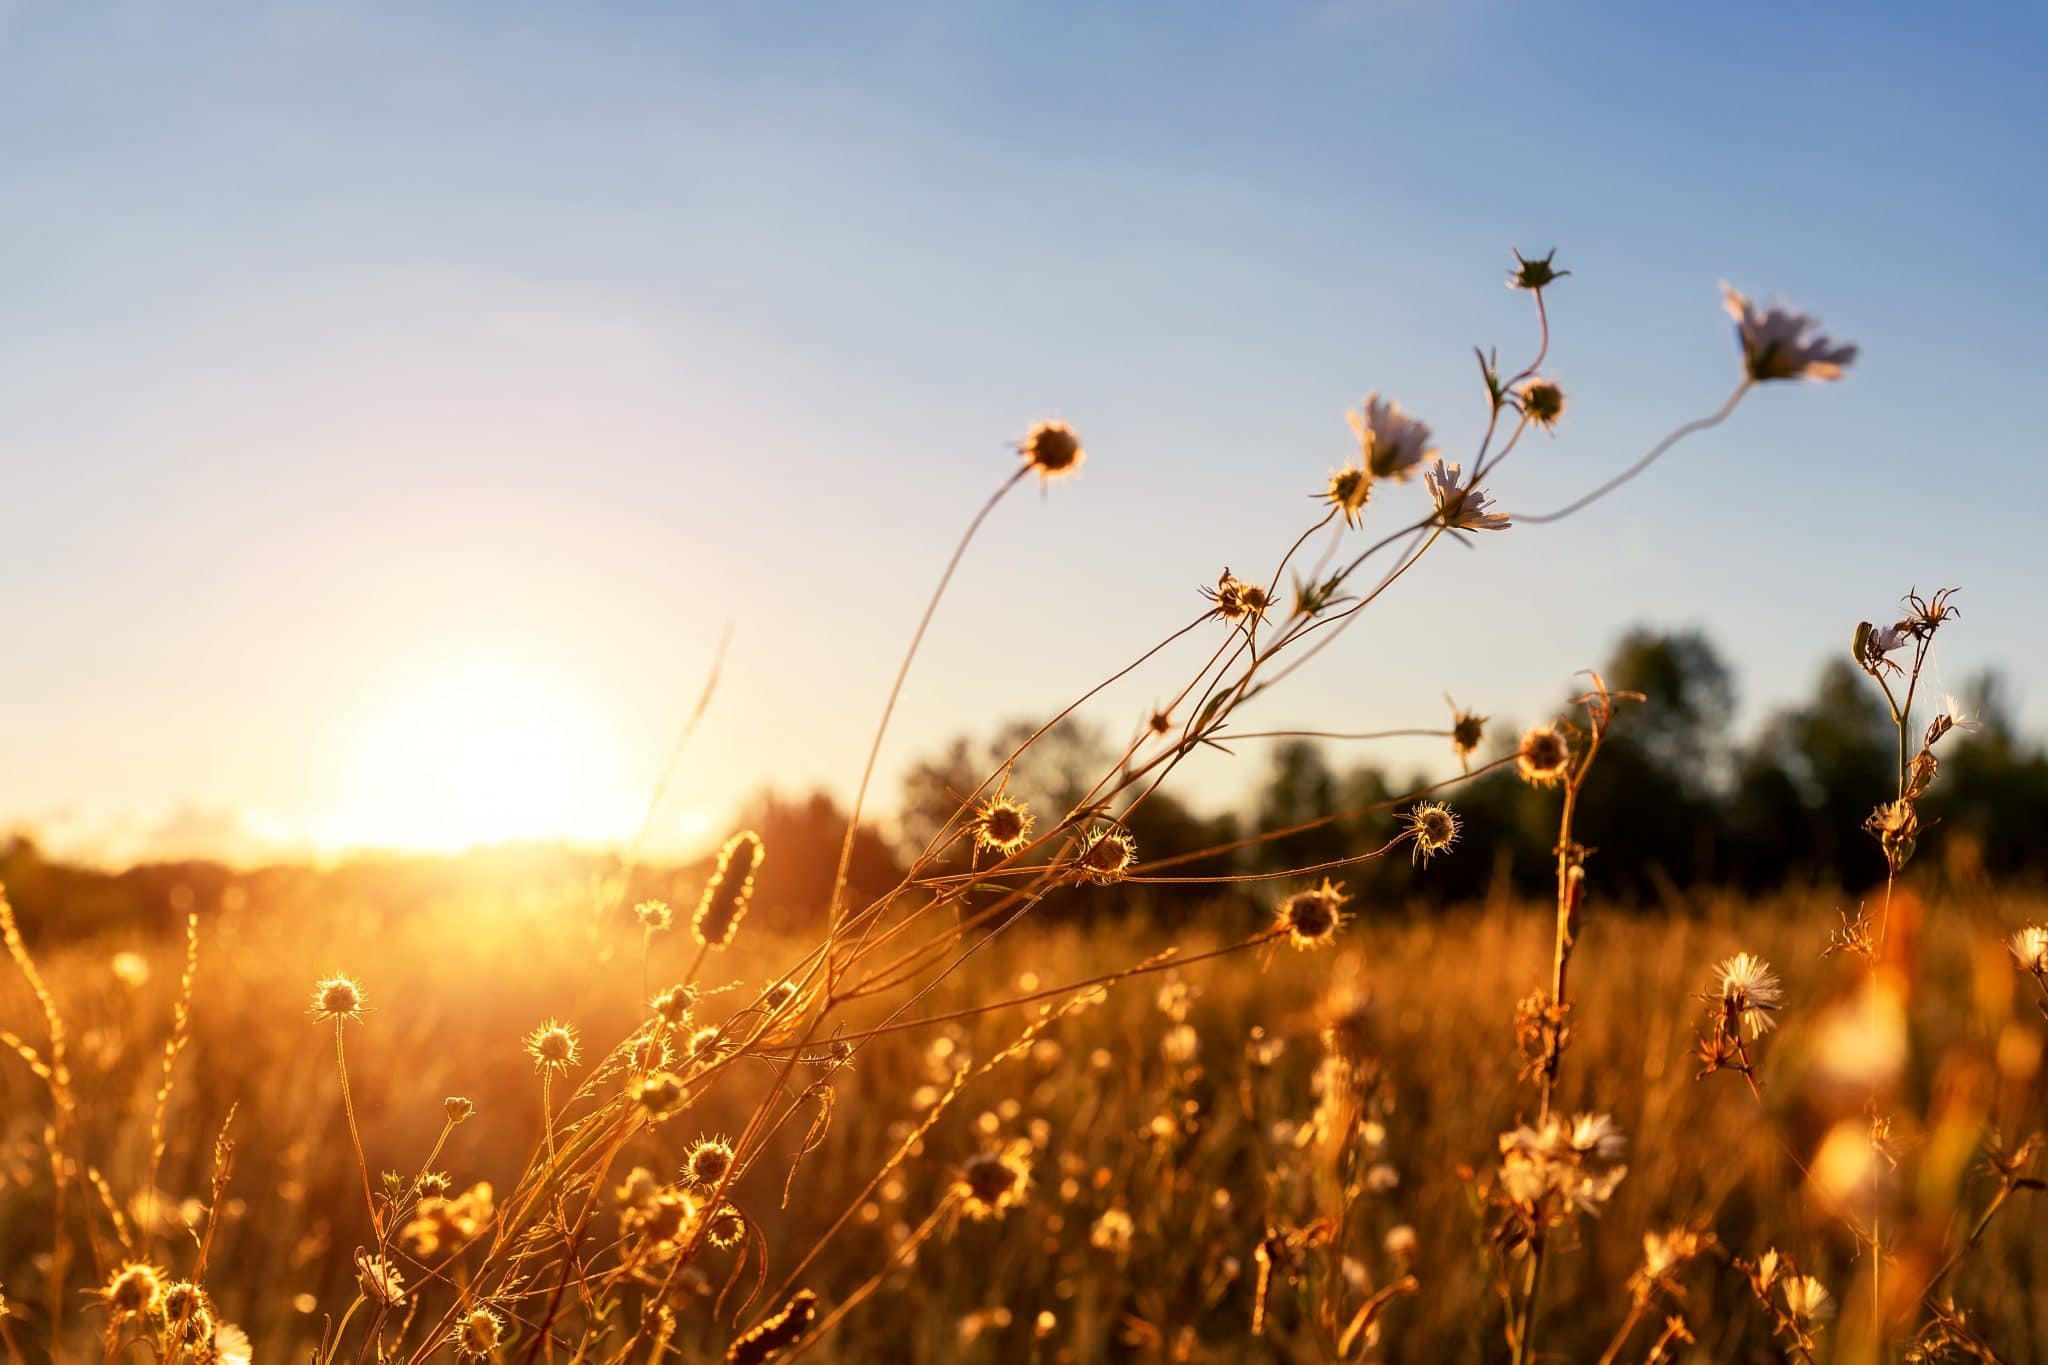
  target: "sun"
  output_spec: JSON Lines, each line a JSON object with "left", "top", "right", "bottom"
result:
{"left": 314, "top": 660, "right": 640, "bottom": 853}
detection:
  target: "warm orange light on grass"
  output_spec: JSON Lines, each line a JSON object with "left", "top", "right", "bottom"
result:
{"left": 314, "top": 660, "right": 653, "bottom": 852}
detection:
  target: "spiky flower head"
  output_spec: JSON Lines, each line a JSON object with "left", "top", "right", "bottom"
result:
{"left": 684, "top": 1137, "right": 736, "bottom": 1188}
{"left": 1715, "top": 952, "right": 1784, "bottom": 1037}
{"left": 452, "top": 1306, "right": 505, "bottom": 1358}
{"left": 1447, "top": 699, "right": 1488, "bottom": 769}
{"left": 1426, "top": 459, "right": 1510, "bottom": 533}
{"left": 652, "top": 983, "right": 698, "bottom": 1025}
{"left": 1348, "top": 394, "right": 1438, "bottom": 482}
{"left": 705, "top": 1203, "right": 747, "bottom": 1249}
{"left": 524, "top": 1019, "right": 581, "bottom": 1074}
{"left": 955, "top": 1143, "right": 1033, "bottom": 1221}
{"left": 1519, "top": 378, "right": 1566, "bottom": 431}
{"left": 1405, "top": 802, "right": 1460, "bottom": 864}
{"left": 1203, "top": 570, "right": 1272, "bottom": 623}
{"left": 445, "top": 1095, "right": 475, "bottom": 1124}
{"left": 1076, "top": 827, "right": 1137, "bottom": 885}
{"left": 311, "top": 975, "right": 365, "bottom": 1023}
{"left": 695, "top": 830, "right": 764, "bottom": 949}
{"left": 1722, "top": 284, "right": 1857, "bottom": 382}
{"left": 1516, "top": 724, "right": 1572, "bottom": 786}
{"left": 1018, "top": 420, "right": 1084, "bottom": 482}
{"left": 1508, "top": 248, "right": 1569, "bottom": 292}
{"left": 160, "top": 1282, "right": 213, "bottom": 1344}
{"left": 634, "top": 899, "right": 673, "bottom": 931}
{"left": 1275, "top": 879, "right": 1349, "bottom": 950}
{"left": 102, "top": 1262, "right": 164, "bottom": 1318}
{"left": 630, "top": 1034, "right": 673, "bottom": 1072}
{"left": 972, "top": 796, "right": 1034, "bottom": 856}
{"left": 1323, "top": 464, "right": 1371, "bottom": 526}
{"left": 2010, "top": 924, "right": 2048, "bottom": 976}
{"left": 687, "top": 1024, "right": 724, "bottom": 1060}
{"left": 637, "top": 1071, "right": 685, "bottom": 1116}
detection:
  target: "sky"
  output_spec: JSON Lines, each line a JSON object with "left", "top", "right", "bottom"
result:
{"left": 3, "top": 2, "right": 2045, "bottom": 865}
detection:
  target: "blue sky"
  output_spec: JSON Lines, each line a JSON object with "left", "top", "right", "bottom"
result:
{"left": 2, "top": 3, "right": 2043, "bottom": 861}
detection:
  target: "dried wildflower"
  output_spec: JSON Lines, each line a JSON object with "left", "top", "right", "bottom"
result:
{"left": 213, "top": 1322, "right": 253, "bottom": 1365}
{"left": 1404, "top": 801, "right": 1460, "bottom": 864}
{"left": 1496, "top": 1112, "right": 1628, "bottom": 1226}
{"left": 1722, "top": 284, "right": 1857, "bottom": 381}
{"left": 310, "top": 975, "right": 365, "bottom": 1023}
{"left": 1090, "top": 1206, "right": 1135, "bottom": 1253}
{"left": 161, "top": 1282, "right": 212, "bottom": 1343}
{"left": 1274, "top": 879, "right": 1348, "bottom": 950}
{"left": 399, "top": 1182, "right": 495, "bottom": 1258}
{"left": 2010, "top": 924, "right": 2048, "bottom": 976}
{"left": 630, "top": 1034, "right": 674, "bottom": 1073}
{"left": 524, "top": 1019, "right": 580, "bottom": 1074}
{"left": 1348, "top": 393, "right": 1438, "bottom": 482}
{"left": 1426, "top": 459, "right": 1510, "bottom": 533}
{"left": 355, "top": 1250, "right": 406, "bottom": 1306}
{"left": 1865, "top": 797, "right": 1920, "bottom": 872}
{"left": 728, "top": 1289, "right": 819, "bottom": 1365}
{"left": 1447, "top": 698, "right": 1488, "bottom": 769}
{"left": 1516, "top": 724, "right": 1572, "bottom": 787}
{"left": 1715, "top": 953, "right": 1784, "bottom": 1038}
{"left": 637, "top": 1071, "right": 685, "bottom": 1115}
{"left": 687, "top": 1025, "right": 724, "bottom": 1060}
{"left": 452, "top": 1306, "right": 504, "bottom": 1358}
{"left": 971, "top": 796, "right": 1034, "bottom": 856}
{"left": 1203, "top": 569, "right": 1272, "bottom": 623}
{"left": 652, "top": 983, "right": 698, "bottom": 1024}
{"left": 1017, "top": 420, "right": 1084, "bottom": 483}
{"left": 1323, "top": 464, "right": 1372, "bottom": 526}
{"left": 696, "top": 830, "right": 763, "bottom": 948}
{"left": 955, "top": 1143, "right": 1033, "bottom": 1221}
{"left": 1637, "top": 1227, "right": 1707, "bottom": 1287}
{"left": 444, "top": 1095, "right": 474, "bottom": 1124}
{"left": 1782, "top": 1274, "right": 1835, "bottom": 1324}
{"left": 102, "top": 1262, "right": 164, "bottom": 1318}
{"left": 635, "top": 899, "right": 674, "bottom": 931}
{"left": 1076, "top": 826, "right": 1137, "bottom": 885}
{"left": 684, "top": 1137, "right": 736, "bottom": 1188}
{"left": 1518, "top": 378, "right": 1567, "bottom": 431}
{"left": 705, "top": 1203, "right": 747, "bottom": 1248}
{"left": 1508, "top": 248, "right": 1568, "bottom": 292}
{"left": 414, "top": 1171, "right": 451, "bottom": 1200}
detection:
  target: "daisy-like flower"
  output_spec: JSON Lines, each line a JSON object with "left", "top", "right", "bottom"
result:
{"left": 1347, "top": 394, "right": 1438, "bottom": 482}
{"left": 1715, "top": 952, "right": 1785, "bottom": 1037}
{"left": 1516, "top": 724, "right": 1572, "bottom": 787}
{"left": 1782, "top": 1274, "right": 1836, "bottom": 1324}
{"left": 1322, "top": 464, "right": 1371, "bottom": 526}
{"left": 972, "top": 795, "right": 1034, "bottom": 856}
{"left": 1274, "top": 879, "right": 1349, "bottom": 949}
{"left": 2009, "top": 924, "right": 2048, "bottom": 976}
{"left": 1017, "top": 420, "right": 1084, "bottom": 483}
{"left": 310, "top": 975, "right": 366, "bottom": 1024}
{"left": 1404, "top": 802, "right": 1460, "bottom": 864}
{"left": 1722, "top": 284, "right": 1857, "bottom": 382}
{"left": 1426, "top": 460, "right": 1510, "bottom": 533}
{"left": 524, "top": 1019, "right": 581, "bottom": 1074}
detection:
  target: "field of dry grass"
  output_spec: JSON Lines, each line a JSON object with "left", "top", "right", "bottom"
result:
{"left": 5, "top": 874, "right": 2046, "bottom": 1362}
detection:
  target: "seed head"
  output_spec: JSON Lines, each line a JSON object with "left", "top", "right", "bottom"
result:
{"left": 955, "top": 1144, "right": 1033, "bottom": 1221}
{"left": 1275, "top": 879, "right": 1349, "bottom": 950}
{"left": 652, "top": 983, "right": 698, "bottom": 1024}
{"left": 634, "top": 899, "right": 673, "bottom": 931}
{"left": 1203, "top": 570, "right": 1272, "bottom": 623}
{"left": 355, "top": 1251, "right": 406, "bottom": 1307}
{"left": 685, "top": 1137, "right": 736, "bottom": 1188}
{"left": 160, "top": 1281, "right": 212, "bottom": 1343}
{"left": 1508, "top": 248, "right": 1569, "bottom": 292}
{"left": 102, "top": 1262, "right": 164, "bottom": 1317}
{"left": 1076, "top": 827, "right": 1137, "bottom": 885}
{"left": 1519, "top": 378, "right": 1567, "bottom": 431}
{"left": 972, "top": 795, "right": 1035, "bottom": 856}
{"left": 695, "top": 831, "right": 764, "bottom": 949}
{"left": 1516, "top": 724, "right": 1572, "bottom": 787}
{"left": 2009, "top": 924, "right": 2048, "bottom": 976}
{"left": 705, "top": 1203, "right": 747, "bottom": 1248}
{"left": 1782, "top": 1274, "right": 1836, "bottom": 1324}
{"left": 637, "top": 1071, "right": 685, "bottom": 1115}
{"left": 524, "top": 1019, "right": 581, "bottom": 1074}
{"left": 1323, "top": 465, "right": 1371, "bottom": 526}
{"left": 1017, "top": 420, "right": 1084, "bottom": 483}
{"left": 445, "top": 1096, "right": 475, "bottom": 1124}
{"left": 311, "top": 975, "right": 365, "bottom": 1023}
{"left": 1405, "top": 802, "right": 1460, "bottom": 864}
{"left": 1714, "top": 952, "right": 1784, "bottom": 1037}
{"left": 453, "top": 1306, "right": 504, "bottom": 1358}
{"left": 1447, "top": 699, "right": 1488, "bottom": 769}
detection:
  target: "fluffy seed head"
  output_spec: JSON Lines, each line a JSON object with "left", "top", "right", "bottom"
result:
{"left": 1517, "top": 724, "right": 1572, "bottom": 787}
{"left": 637, "top": 1071, "right": 685, "bottom": 1115}
{"left": 1077, "top": 827, "right": 1137, "bottom": 885}
{"left": 652, "top": 983, "right": 698, "bottom": 1024}
{"left": 1715, "top": 952, "right": 1784, "bottom": 1037}
{"left": 2008, "top": 924, "right": 2048, "bottom": 975}
{"left": 1018, "top": 421, "right": 1084, "bottom": 482}
{"left": 311, "top": 975, "right": 365, "bottom": 1023}
{"left": 102, "top": 1262, "right": 164, "bottom": 1317}
{"left": 160, "top": 1282, "right": 211, "bottom": 1342}
{"left": 1783, "top": 1274, "right": 1835, "bottom": 1324}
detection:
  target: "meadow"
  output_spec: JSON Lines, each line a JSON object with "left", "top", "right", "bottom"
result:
{"left": 5, "top": 252, "right": 2045, "bottom": 1364}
